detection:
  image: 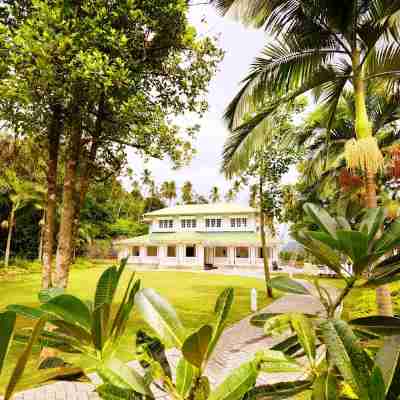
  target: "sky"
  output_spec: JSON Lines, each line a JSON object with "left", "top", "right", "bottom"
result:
{"left": 126, "top": 3, "right": 297, "bottom": 204}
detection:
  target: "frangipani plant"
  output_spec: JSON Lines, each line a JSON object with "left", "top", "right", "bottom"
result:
{"left": 247, "top": 203, "right": 400, "bottom": 399}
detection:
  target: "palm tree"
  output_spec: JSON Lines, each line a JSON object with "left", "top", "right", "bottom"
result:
{"left": 181, "top": 181, "right": 194, "bottom": 204}
{"left": 0, "top": 170, "right": 45, "bottom": 267}
{"left": 212, "top": 0, "right": 400, "bottom": 316}
{"left": 162, "top": 181, "right": 177, "bottom": 206}
{"left": 225, "top": 189, "right": 236, "bottom": 202}
{"left": 249, "top": 184, "right": 258, "bottom": 208}
{"left": 210, "top": 186, "right": 220, "bottom": 203}
{"left": 141, "top": 168, "right": 152, "bottom": 197}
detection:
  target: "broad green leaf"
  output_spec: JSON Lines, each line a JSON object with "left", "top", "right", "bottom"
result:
{"left": 270, "top": 335, "right": 302, "bottom": 357}
{"left": 176, "top": 357, "right": 196, "bottom": 398}
{"left": 182, "top": 324, "right": 212, "bottom": 369}
{"left": 5, "top": 317, "right": 46, "bottom": 400}
{"left": 92, "top": 266, "right": 119, "bottom": 350}
{"left": 366, "top": 254, "right": 400, "bottom": 287}
{"left": 38, "top": 287, "right": 64, "bottom": 304}
{"left": 264, "top": 315, "right": 291, "bottom": 337}
{"left": 208, "top": 360, "right": 257, "bottom": 400}
{"left": 312, "top": 372, "right": 338, "bottom": 400}
{"left": 290, "top": 313, "right": 316, "bottom": 364}
{"left": 41, "top": 295, "right": 92, "bottom": 331}
{"left": 0, "top": 311, "right": 16, "bottom": 373}
{"left": 333, "top": 320, "right": 372, "bottom": 393}
{"left": 369, "top": 366, "right": 386, "bottom": 400}
{"left": 50, "top": 319, "right": 92, "bottom": 344}
{"left": 303, "top": 203, "right": 338, "bottom": 239}
{"left": 249, "top": 313, "right": 278, "bottom": 327}
{"left": 206, "top": 287, "right": 234, "bottom": 360}
{"left": 7, "top": 304, "right": 46, "bottom": 320}
{"left": 244, "top": 380, "right": 312, "bottom": 400}
{"left": 337, "top": 216, "right": 351, "bottom": 231}
{"left": 350, "top": 316, "right": 400, "bottom": 336}
{"left": 97, "top": 357, "right": 151, "bottom": 396}
{"left": 269, "top": 276, "right": 310, "bottom": 295}
{"left": 373, "top": 220, "right": 400, "bottom": 254}
{"left": 96, "top": 384, "right": 137, "bottom": 400}
{"left": 374, "top": 335, "right": 400, "bottom": 395}
{"left": 294, "top": 232, "right": 343, "bottom": 275}
{"left": 135, "top": 288, "right": 186, "bottom": 348}
{"left": 335, "top": 230, "right": 369, "bottom": 265}
{"left": 359, "top": 208, "right": 384, "bottom": 242}
{"left": 320, "top": 320, "right": 369, "bottom": 400}
{"left": 256, "top": 350, "right": 302, "bottom": 373}
{"left": 307, "top": 231, "right": 339, "bottom": 250}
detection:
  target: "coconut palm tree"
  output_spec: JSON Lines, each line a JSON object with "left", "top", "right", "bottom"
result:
{"left": 210, "top": 186, "right": 220, "bottom": 203}
{"left": 0, "top": 170, "right": 45, "bottom": 267}
{"left": 212, "top": 0, "right": 400, "bottom": 316}
{"left": 181, "top": 181, "right": 194, "bottom": 204}
{"left": 225, "top": 188, "right": 236, "bottom": 202}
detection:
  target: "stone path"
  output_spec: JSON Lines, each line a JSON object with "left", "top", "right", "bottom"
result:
{"left": 7, "top": 282, "right": 329, "bottom": 400}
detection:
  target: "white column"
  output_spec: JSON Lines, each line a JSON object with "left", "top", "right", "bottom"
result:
{"left": 228, "top": 246, "right": 235, "bottom": 266}
{"left": 197, "top": 245, "right": 204, "bottom": 268}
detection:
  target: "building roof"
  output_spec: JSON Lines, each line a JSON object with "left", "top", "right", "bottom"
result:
{"left": 114, "top": 232, "right": 279, "bottom": 247}
{"left": 143, "top": 203, "right": 257, "bottom": 218}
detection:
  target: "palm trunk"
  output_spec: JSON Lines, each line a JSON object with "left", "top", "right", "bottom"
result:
{"left": 352, "top": 48, "right": 393, "bottom": 316}
{"left": 4, "top": 206, "right": 15, "bottom": 268}
{"left": 38, "top": 218, "right": 44, "bottom": 262}
{"left": 259, "top": 176, "right": 273, "bottom": 298}
{"left": 42, "top": 107, "right": 62, "bottom": 289}
{"left": 54, "top": 109, "right": 82, "bottom": 289}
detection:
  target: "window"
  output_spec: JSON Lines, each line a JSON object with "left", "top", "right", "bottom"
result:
{"left": 231, "top": 218, "right": 247, "bottom": 228}
{"left": 215, "top": 247, "right": 227, "bottom": 258}
{"left": 158, "top": 219, "right": 173, "bottom": 229}
{"left": 131, "top": 246, "right": 140, "bottom": 257}
{"left": 181, "top": 219, "right": 197, "bottom": 229}
{"left": 258, "top": 247, "right": 263, "bottom": 258}
{"left": 146, "top": 246, "right": 158, "bottom": 257}
{"left": 236, "top": 247, "right": 249, "bottom": 258}
{"left": 185, "top": 245, "right": 196, "bottom": 258}
{"left": 205, "top": 218, "right": 222, "bottom": 228}
{"left": 167, "top": 246, "right": 176, "bottom": 257}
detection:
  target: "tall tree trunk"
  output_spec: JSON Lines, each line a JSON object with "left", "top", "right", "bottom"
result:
{"left": 259, "top": 176, "right": 273, "bottom": 298}
{"left": 42, "top": 107, "right": 62, "bottom": 289}
{"left": 4, "top": 206, "right": 15, "bottom": 268}
{"left": 352, "top": 48, "right": 393, "bottom": 316}
{"left": 71, "top": 93, "right": 104, "bottom": 258}
{"left": 54, "top": 109, "right": 82, "bottom": 289}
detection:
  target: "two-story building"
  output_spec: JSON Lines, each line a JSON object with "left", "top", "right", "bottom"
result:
{"left": 114, "top": 203, "right": 279, "bottom": 269}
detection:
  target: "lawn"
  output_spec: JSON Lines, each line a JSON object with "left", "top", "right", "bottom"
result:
{"left": 0, "top": 264, "right": 272, "bottom": 393}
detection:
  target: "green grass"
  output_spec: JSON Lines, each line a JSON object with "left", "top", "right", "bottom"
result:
{"left": 0, "top": 265, "right": 273, "bottom": 392}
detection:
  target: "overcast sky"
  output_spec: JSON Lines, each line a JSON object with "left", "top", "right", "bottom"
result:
{"left": 126, "top": 4, "right": 297, "bottom": 204}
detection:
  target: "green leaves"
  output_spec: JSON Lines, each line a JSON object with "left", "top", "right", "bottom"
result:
{"left": 0, "top": 311, "right": 16, "bottom": 374}
{"left": 374, "top": 336, "right": 400, "bottom": 396}
{"left": 5, "top": 317, "right": 46, "bottom": 400}
{"left": 320, "top": 320, "right": 371, "bottom": 400}
{"left": 350, "top": 316, "right": 400, "bottom": 335}
{"left": 360, "top": 208, "right": 385, "bottom": 241}
{"left": 336, "top": 230, "right": 369, "bottom": 265}
{"left": 256, "top": 350, "right": 302, "bottom": 373}
{"left": 269, "top": 276, "right": 310, "bottom": 295}
{"left": 373, "top": 220, "right": 400, "bottom": 254}
{"left": 206, "top": 287, "right": 234, "bottom": 360}
{"left": 182, "top": 325, "right": 213, "bottom": 369}
{"left": 208, "top": 360, "right": 258, "bottom": 400}
{"left": 303, "top": 203, "right": 338, "bottom": 238}
{"left": 290, "top": 313, "right": 316, "bottom": 365}
{"left": 41, "top": 295, "right": 92, "bottom": 332}
{"left": 97, "top": 357, "right": 151, "bottom": 396}
{"left": 135, "top": 288, "right": 186, "bottom": 348}
{"left": 176, "top": 357, "right": 196, "bottom": 398}
{"left": 312, "top": 372, "right": 338, "bottom": 400}
{"left": 244, "top": 380, "right": 312, "bottom": 400}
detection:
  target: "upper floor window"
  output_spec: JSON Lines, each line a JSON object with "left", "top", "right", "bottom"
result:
{"left": 181, "top": 219, "right": 197, "bottom": 229}
{"left": 230, "top": 217, "right": 247, "bottom": 228}
{"left": 158, "top": 219, "right": 173, "bottom": 229}
{"left": 205, "top": 218, "right": 222, "bottom": 228}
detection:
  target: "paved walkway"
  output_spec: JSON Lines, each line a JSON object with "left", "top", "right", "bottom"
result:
{"left": 8, "top": 280, "right": 329, "bottom": 400}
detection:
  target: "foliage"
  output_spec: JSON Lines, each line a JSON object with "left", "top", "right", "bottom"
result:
{"left": 248, "top": 202, "right": 400, "bottom": 399}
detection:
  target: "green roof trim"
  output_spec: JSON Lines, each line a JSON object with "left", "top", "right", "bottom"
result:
{"left": 143, "top": 203, "right": 257, "bottom": 218}
{"left": 114, "top": 232, "right": 278, "bottom": 247}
